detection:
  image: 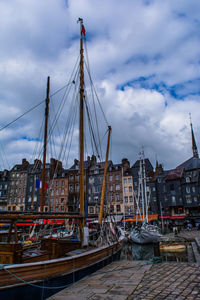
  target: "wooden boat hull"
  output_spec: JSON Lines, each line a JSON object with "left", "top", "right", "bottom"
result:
{"left": 0, "top": 241, "right": 122, "bottom": 299}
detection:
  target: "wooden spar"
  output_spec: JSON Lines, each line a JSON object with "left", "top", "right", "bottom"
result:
{"left": 79, "top": 18, "right": 85, "bottom": 239}
{"left": 40, "top": 76, "right": 50, "bottom": 212}
{"left": 0, "top": 213, "right": 84, "bottom": 220}
{"left": 98, "top": 126, "right": 111, "bottom": 224}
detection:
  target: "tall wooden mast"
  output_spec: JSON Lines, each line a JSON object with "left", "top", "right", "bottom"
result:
{"left": 40, "top": 76, "right": 50, "bottom": 212}
{"left": 98, "top": 126, "right": 111, "bottom": 224}
{"left": 78, "top": 18, "right": 85, "bottom": 233}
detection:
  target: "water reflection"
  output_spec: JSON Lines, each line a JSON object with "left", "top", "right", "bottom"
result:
{"left": 121, "top": 242, "right": 154, "bottom": 261}
{"left": 121, "top": 241, "right": 188, "bottom": 262}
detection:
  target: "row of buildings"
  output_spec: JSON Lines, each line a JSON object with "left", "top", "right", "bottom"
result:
{"left": 0, "top": 124, "right": 200, "bottom": 227}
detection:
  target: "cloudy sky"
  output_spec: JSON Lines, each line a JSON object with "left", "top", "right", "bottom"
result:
{"left": 0, "top": 0, "right": 200, "bottom": 171}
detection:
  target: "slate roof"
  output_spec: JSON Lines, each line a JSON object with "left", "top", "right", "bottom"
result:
{"left": 176, "top": 156, "right": 200, "bottom": 171}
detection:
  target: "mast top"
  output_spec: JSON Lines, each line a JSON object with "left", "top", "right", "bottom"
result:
{"left": 77, "top": 18, "right": 86, "bottom": 37}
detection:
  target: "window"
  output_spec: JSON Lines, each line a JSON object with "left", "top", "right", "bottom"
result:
{"left": 115, "top": 194, "right": 120, "bottom": 201}
{"left": 109, "top": 185, "right": 113, "bottom": 191}
{"left": 56, "top": 181, "right": 59, "bottom": 186}
{"left": 56, "top": 198, "right": 59, "bottom": 204}
{"left": 186, "top": 195, "right": 192, "bottom": 204}
{"left": 116, "top": 204, "right": 121, "bottom": 212}
{"left": 115, "top": 174, "right": 119, "bottom": 181}
{"left": 129, "top": 186, "right": 132, "bottom": 192}
{"left": 76, "top": 175, "right": 79, "bottom": 181}
{"left": 94, "top": 196, "right": 98, "bottom": 203}
{"left": 61, "top": 188, "right": 64, "bottom": 195}
{"left": 76, "top": 184, "right": 79, "bottom": 192}
{"left": 69, "top": 185, "right": 73, "bottom": 192}
{"left": 124, "top": 187, "right": 128, "bottom": 193}
{"left": 109, "top": 175, "right": 113, "bottom": 182}
{"left": 116, "top": 184, "right": 120, "bottom": 191}
{"left": 123, "top": 178, "right": 127, "bottom": 185}
{"left": 61, "top": 198, "right": 65, "bottom": 203}
{"left": 186, "top": 177, "right": 190, "bottom": 183}
{"left": 61, "top": 206, "right": 64, "bottom": 211}
{"left": 134, "top": 182, "right": 137, "bottom": 187}
{"left": 128, "top": 178, "right": 132, "bottom": 184}
{"left": 192, "top": 187, "right": 195, "bottom": 193}
{"left": 194, "top": 196, "right": 197, "bottom": 202}
{"left": 69, "top": 175, "right": 73, "bottom": 182}
{"left": 89, "top": 177, "right": 94, "bottom": 184}
{"left": 51, "top": 189, "right": 54, "bottom": 196}
{"left": 124, "top": 196, "right": 128, "bottom": 203}
{"left": 172, "top": 196, "right": 176, "bottom": 204}
{"left": 110, "top": 205, "right": 114, "bottom": 212}
{"left": 56, "top": 189, "right": 59, "bottom": 195}
{"left": 89, "top": 207, "right": 94, "bottom": 214}
{"left": 186, "top": 187, "right": 190, "bottom": 194}
{"left": 129, "top": 196, "right": 133, "bottom": 202}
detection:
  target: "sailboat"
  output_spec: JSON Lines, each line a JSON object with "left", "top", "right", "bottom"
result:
{"left": 129, "top": 151, "right": 161, "bottom": 244}
{"left": 0, "top": 19, "right": 123, "bottom": 300}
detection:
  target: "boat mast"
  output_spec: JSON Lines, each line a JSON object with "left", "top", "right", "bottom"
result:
{"left": 139, "top": 156, "right": 145, "bottom": 224}
{"left": 98, "top": 126, "right": 111, "bottom": 224}
{"left": 78, "top": 18, "right": 85, "bottom": 233}
{"left": 40, "top": 76, "right": 50, "bottom": 212}
{"left": 142, "top": 152, "right": 148, "bottom": 223}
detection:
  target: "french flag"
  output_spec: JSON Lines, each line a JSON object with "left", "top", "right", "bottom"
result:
{"left": 35, "top": 179, "right": 41, "bottom": 189}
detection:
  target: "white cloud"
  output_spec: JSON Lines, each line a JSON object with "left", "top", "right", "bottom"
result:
{"left": 0, "top": 0, "right": 200, "bottom": 170}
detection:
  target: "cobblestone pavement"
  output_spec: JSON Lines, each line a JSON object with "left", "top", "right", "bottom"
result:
{"left": 164, "top": 228, "right": 200, "bottom": 241}
{"left": 129, "top": 262, "right": 200, "bottom": 300}
{"left": 49, "top": 260, "right": 200, "bottom": 300}
{"left": 49, "top": 230, "right": 200, "bottom": 299}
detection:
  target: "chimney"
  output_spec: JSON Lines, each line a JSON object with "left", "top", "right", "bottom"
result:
{"left": 122, "top": 158, "right": 130, "bottom": 172}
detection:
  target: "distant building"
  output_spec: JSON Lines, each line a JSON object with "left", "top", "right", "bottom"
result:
{"left": 122, "top": 158, "right": 134, "bottom": 216}
{"left": 49, "top": 170, "right": 68, "bottom": 212}
{"left": 0, "top": 170, "right": 9, "bottom": 211}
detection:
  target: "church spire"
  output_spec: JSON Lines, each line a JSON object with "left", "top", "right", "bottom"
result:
{"left": 189, "top": 113, "right": 199, "bottom": 158}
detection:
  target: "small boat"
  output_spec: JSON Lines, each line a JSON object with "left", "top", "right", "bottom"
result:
{"left": 129, "top": 223, "right": 161, "bottom": 244}
{"left": 160, "top": 243, "right": 186, "bottom": 252}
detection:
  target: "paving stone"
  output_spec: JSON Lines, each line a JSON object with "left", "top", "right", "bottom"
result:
{"left": 48, "top": 230, "right": 200, "bottom": 300}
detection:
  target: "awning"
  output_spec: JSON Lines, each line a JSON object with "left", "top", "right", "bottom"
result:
{"left": 125, "top": 214, "right": 158, "bottom": 222}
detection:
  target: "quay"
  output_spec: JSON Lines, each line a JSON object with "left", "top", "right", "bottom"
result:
{"left": 49, "top": 230, "right": 200, "bottom": 300}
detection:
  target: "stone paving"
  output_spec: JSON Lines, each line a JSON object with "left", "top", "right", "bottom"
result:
{"left": 49, "top": 230, "right": 200, "bottom": 300}
{"left": 164, "top": 228, "right": 200, "bottom": 241}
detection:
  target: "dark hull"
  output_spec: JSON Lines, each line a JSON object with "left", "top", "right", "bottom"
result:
{"left": 0, "top": 241, "right": 122, "bottom": 300}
